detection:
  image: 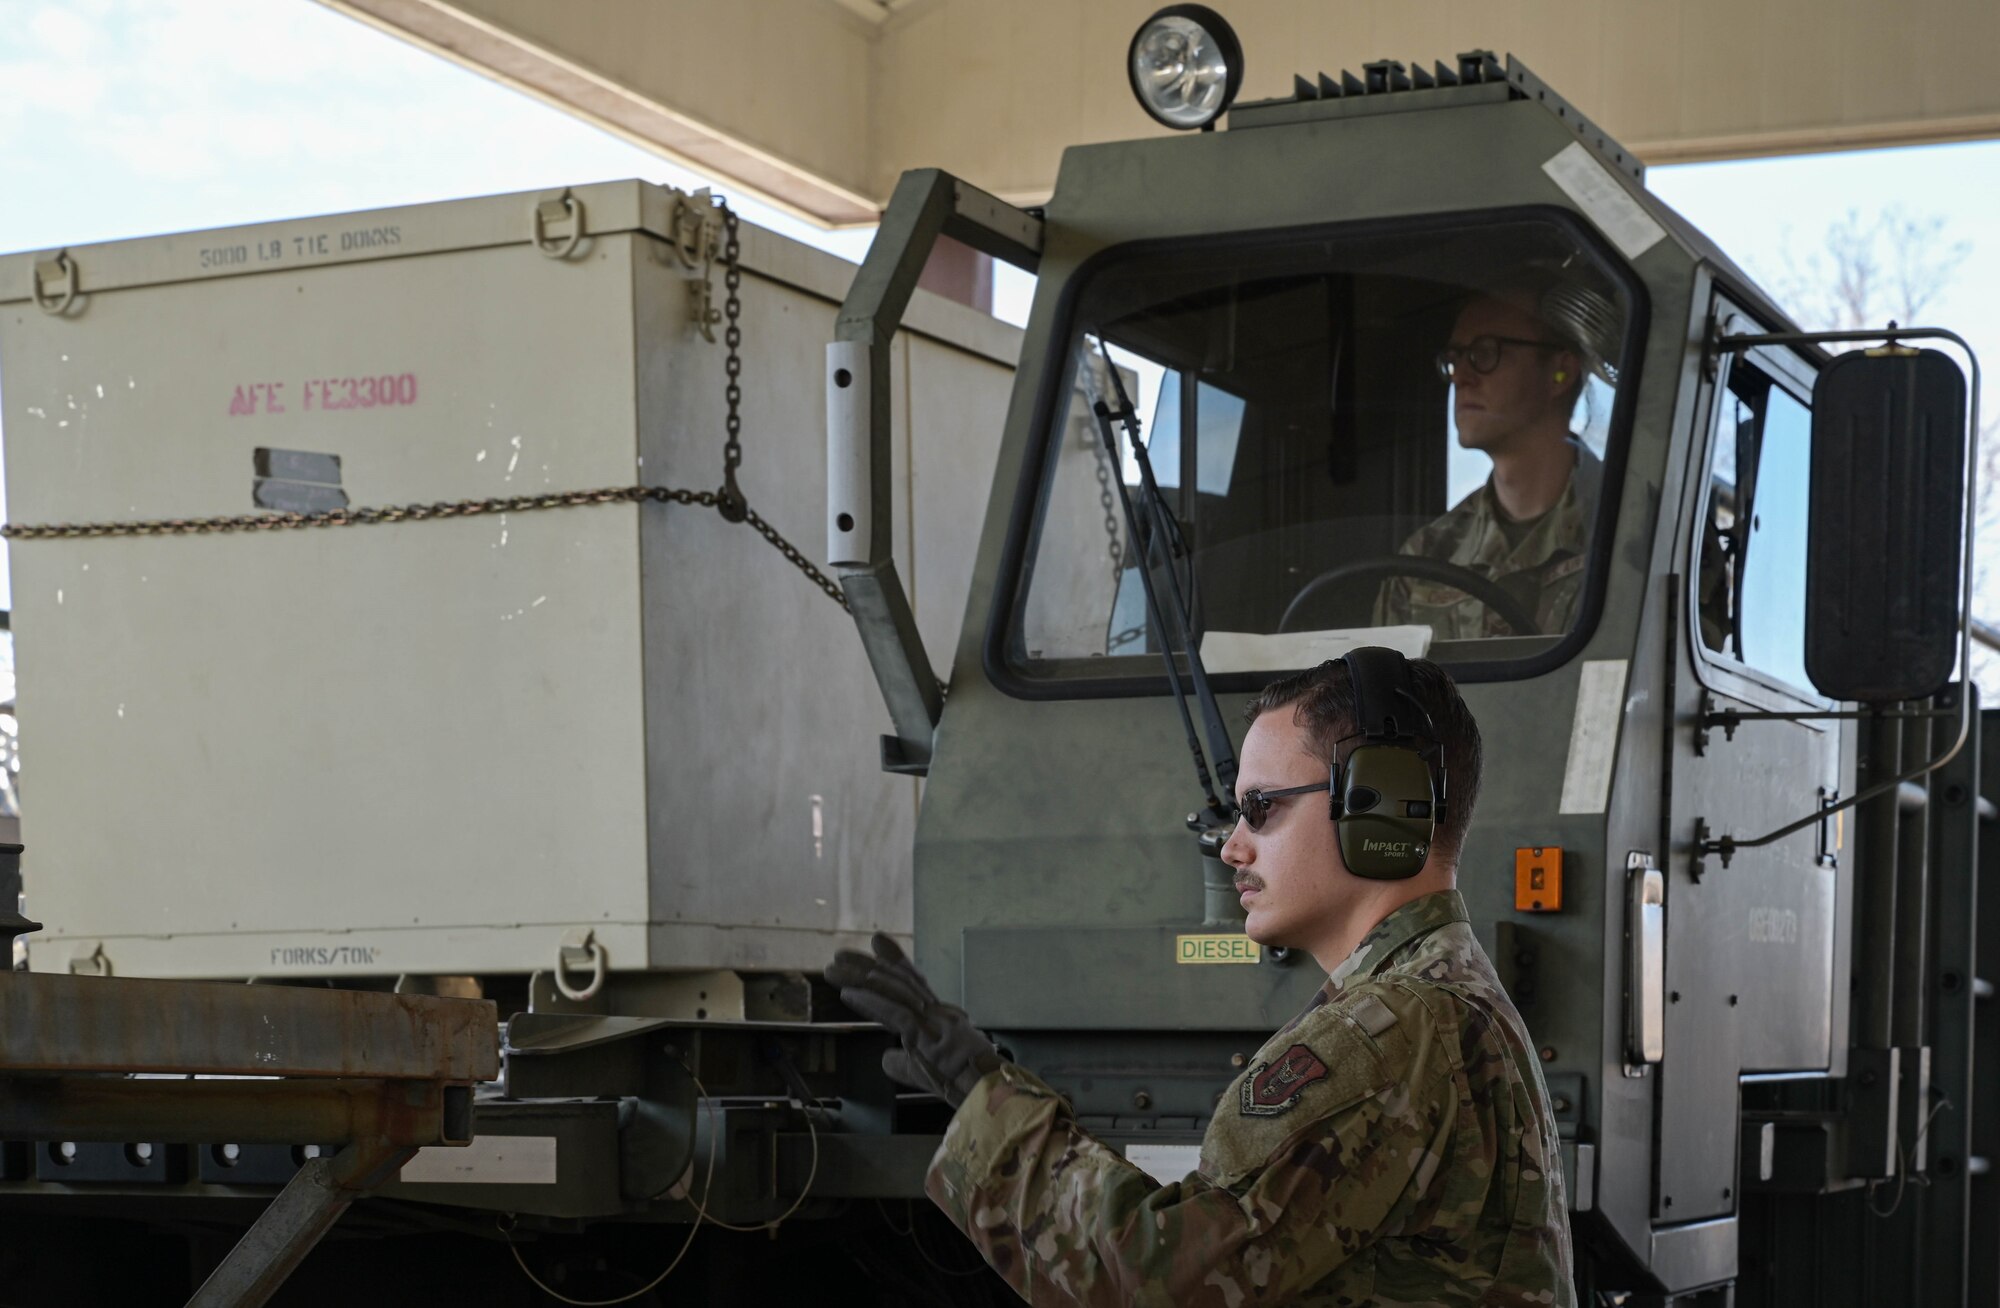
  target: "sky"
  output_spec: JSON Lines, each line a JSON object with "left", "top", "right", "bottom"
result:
{"left": 2, "top": 0, "right": 1997, "bottom": 683}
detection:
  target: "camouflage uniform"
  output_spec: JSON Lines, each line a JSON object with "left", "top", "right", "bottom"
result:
{"left": 1374, "top": 443, "right": 1603, "bottom": 642}
{"left": 926, "top": 890, "right": 1574, "bottom": 1306}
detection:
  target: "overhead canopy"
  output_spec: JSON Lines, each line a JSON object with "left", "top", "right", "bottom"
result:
{"left": 324, "top": 0, "right": 2000, "bottom": 226}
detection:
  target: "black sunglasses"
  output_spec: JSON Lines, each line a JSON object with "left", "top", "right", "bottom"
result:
{"left": 1236, "top": 781, "right": 1332, "bottom": 831}
{"left": 1434, "top": 334, "right": 1563, "bottom": 382}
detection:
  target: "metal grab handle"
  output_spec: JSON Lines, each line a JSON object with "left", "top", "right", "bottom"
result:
{"left": 1626, "top": 854, "right": 1664, "bottom": 1067}
{"left": 32, "top": 253, "right": 77, "bottom": 316}
{"left": 531, "top": 192, "right": 586, "bottom": 260}
{"left": 553, "top": 930, "right": 607, "bottom": 1002}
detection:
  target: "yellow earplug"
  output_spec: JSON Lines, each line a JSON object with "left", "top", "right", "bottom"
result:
{"left": 1554, "top": 371, "right": 1567, "bottom": 384}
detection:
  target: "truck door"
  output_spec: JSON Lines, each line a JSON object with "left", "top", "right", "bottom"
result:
{"left": 1657, "top": 298, "right": 1849, "bottom": 1226}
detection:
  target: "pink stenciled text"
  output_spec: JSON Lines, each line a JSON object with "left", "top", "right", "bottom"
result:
{"left": 229, "top": 372, "right": 419, "bottom": 417}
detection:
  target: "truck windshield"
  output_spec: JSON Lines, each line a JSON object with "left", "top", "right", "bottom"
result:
{"left": 1005, "top": 215, "right": 1638, "bottom": 687}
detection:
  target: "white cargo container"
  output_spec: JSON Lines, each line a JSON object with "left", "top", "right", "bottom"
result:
{"left": 0, "top": 181, "right": 1015, "bottom": 982}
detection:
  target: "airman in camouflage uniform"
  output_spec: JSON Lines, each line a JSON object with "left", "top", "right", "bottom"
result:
{"left": 925, "top": 888, "right": 1572, "bottom": 1306}
{"left": 1372, "top": 275, "right": 1612, "bottom": 644}
{"left": 828, "top": 657, "right": 1572, "bottom": 1305}
{"left": 1373, "top": 442, "right": 1601, "bottom": 641}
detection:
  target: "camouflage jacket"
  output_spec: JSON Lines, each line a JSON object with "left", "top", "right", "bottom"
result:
{"left": 926, "top": 891, "right": 1574, "bottom": 1307}
{"left": 1374, "top": 442, "right": 1603, "bottom": 642}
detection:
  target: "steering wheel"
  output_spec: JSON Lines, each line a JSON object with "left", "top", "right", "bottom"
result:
{"left": 1278, "top": 556, "right": 1541, "bottom": 636}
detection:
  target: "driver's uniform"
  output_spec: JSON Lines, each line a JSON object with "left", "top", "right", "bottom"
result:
{"left": 1374, "top": 441, "right": 1602, "bottom": 641}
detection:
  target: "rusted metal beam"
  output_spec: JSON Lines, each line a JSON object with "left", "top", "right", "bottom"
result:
{"left": 0, "top": 961, "right": 494, "bottom": 1306}
{"left": 0, "top": 973, "right": 498, "bottom": 1080}
{"left": 0, "top": 1075, "right": 472, "bottom": 1147}
{"left": 188, "top": 1138, "right": 418, "bottom": 1308}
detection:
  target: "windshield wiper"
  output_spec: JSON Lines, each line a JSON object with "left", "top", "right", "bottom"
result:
{"left": 1091, "top": 341, "right": 1239, "bottom": 825}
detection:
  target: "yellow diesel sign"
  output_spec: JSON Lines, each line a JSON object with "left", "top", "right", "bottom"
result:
{"left": 1175, "top": 934, "right": 1261, "bottom": 965}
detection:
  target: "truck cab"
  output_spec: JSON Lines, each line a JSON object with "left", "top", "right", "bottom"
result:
{"left": 834, "top": 30, "right": 1983, "bottom": 1304}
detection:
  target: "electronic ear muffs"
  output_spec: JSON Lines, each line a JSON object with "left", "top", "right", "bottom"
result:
{"left": 1330, "top": 647, "right": 1447, "bottom": 880}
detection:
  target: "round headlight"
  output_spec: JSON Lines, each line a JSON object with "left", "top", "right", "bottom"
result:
{"left": 1128, "top": 5, "right": 1244, "bottom": 131}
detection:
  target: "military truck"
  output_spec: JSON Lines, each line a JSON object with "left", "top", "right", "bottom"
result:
{"left": 818, "top": 20, "right": 1994, "bottom": 1305}
{"left": 1, "top": 9, "right": 1995, "bottom": 1306}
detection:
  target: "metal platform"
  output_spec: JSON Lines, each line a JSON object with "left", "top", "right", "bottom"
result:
{"left": 0, "top": 917, "right": 497, "bottom": 1306}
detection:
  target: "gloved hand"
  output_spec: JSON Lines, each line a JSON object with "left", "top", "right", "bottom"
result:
{"left": 825, "top": 933, "right": 1003, "bottom": 1108}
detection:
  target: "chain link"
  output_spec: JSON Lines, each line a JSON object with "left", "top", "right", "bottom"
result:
{"left": 0, "top": 483, "right": 850, "bottom": 610}
{"left": 1087, "top": 434, "right": 1124, "bottom": 575}
{"left": 743, "top": 505, "right": 848, "bottom": 608}
{"left": 0, "top": 485, "right": 702, "bottom": 538}
{"left": 0, "top": 197, "right": 851, "bottom": 614}
{"left": 717, "top": 205, "right": 748, "bottom": 523}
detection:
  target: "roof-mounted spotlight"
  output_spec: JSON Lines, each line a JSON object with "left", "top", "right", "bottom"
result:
{"left": 1128, "top": 5, "right": 1244, "bottom": 131}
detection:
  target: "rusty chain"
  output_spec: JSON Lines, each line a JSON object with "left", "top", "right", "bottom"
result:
{"left": 739, "top": 504, "right": 847, "bottom": 608}
{"left": 1088, "top": 428, "right": 1124, "bottom": 575}
{"left": 717, "top": 206, "right": 748, "bottom": 523}
{"left": 0, "top": 196, "right": 851, "bottom": 614}
{"left": 0, "top": 485, "right": 850, "bottom": 608}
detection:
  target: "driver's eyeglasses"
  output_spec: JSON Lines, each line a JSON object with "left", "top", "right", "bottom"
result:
{"left": 1237, "top": 781, "right": 1331, "bottom": 831}
{"left": 1434, "top": 335, "right": 1562, "bottom": 383}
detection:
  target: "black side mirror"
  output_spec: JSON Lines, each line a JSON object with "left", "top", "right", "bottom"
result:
{"left": 1805, "top": 348, "right": 1967, "bottom": 702}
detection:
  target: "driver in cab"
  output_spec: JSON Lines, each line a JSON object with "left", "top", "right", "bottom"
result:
{"left": 1373, "top": 284, "right": 1603, "bottom": 641}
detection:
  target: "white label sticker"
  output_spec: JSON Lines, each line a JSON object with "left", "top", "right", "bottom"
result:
{"left": 1124, "top": 1142, "right": 1202, "bottom": 1184}
{"left": 1559, "top": 659, "right": 1629, "bottom": 815}
{"left": 1541, "top": 143, "right": 1666, "bottom": 261}
{"left": 399, "top": 1134, "right": 558, "bottom": 1185}
{"left": 1201, "top": 624, "right": 1431, "bottom": 674}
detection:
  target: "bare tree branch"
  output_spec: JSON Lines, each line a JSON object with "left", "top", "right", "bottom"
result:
{"left": 1765, "top": 207, "right": 1969, "bottom": 333}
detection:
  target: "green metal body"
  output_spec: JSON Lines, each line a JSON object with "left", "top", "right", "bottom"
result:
{"left": 876, "top": 66, "right": 1976, "bottom": 1301}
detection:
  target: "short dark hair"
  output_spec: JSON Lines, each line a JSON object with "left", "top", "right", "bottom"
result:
{"left": 1244, "top": 657, "right": 1484, "bottom": 860}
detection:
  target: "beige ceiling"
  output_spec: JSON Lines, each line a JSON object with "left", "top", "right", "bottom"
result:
{"left": 324, "top": 0, "right": 2000, "bottom": 228}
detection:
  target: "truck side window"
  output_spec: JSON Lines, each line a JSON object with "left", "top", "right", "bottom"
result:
{"left": 1697, "top": 362, "right": 1814, "bottom": 692}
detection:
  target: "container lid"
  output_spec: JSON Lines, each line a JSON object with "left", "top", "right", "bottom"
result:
{"left": 0, "top": 180, "right": 702, "bottom": 306}
{"left": 0, "top": 179, "right": 1020, "bottom": 366}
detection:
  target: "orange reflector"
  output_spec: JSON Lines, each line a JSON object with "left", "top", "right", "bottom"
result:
{"left": 1515, "top": 846, "right": 1563, "bottom": 912}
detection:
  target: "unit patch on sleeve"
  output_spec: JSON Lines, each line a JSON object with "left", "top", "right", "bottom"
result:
{"left": 1240, "top": 1042, "right": 1330, "bottom": 1117}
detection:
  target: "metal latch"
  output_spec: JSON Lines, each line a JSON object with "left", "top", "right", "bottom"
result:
{"left": 68, "top": 941, "right": 110, "bottom": 976}
{"left": 32, "top": 251, "right": 78, "bottom": 316}
{"left": 670, "top": 188, "right": 725, "bottom": 340}
{"left": 668, "top": 188, "right": 719, "bottom": 269}
{"left": 531, "top": 189, "right": 587, "bottom": 260}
